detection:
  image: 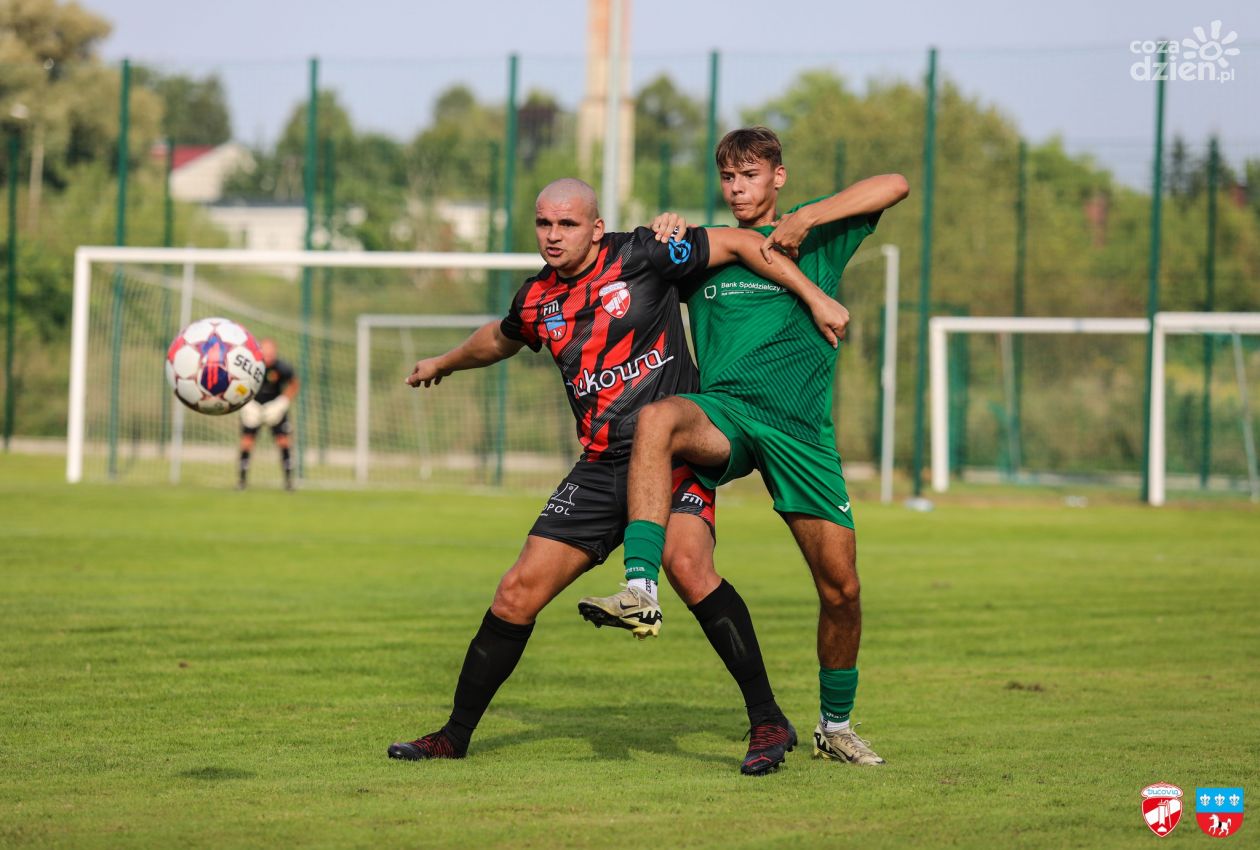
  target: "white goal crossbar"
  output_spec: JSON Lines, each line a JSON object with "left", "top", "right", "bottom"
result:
{"left": 1149, "top": 312, "right": 1260, "bottom": 506}
{"left": 67, "top": 246, "right": 541, "bottom": 483}
{"left": 929, "top": 312, "right": 1260, "bottom": 504}
{"left": 929, "top": 316, "right": 1149, "bottom": 494}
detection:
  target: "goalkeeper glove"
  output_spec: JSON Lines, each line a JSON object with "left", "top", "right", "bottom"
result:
{"left": 239, "top": 400, "right": 264, "bottom": 429}
{"left": 262, "top": 396, "right": 290, "bottom": 427}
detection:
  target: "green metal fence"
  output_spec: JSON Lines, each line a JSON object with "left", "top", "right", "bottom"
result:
{"left": 3, "top": 39, "right": 1258, "bottom": 497}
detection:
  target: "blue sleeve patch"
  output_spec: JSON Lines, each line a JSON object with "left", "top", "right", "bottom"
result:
{"left": 667, "top": 238, "right": 692, "bottom": 265}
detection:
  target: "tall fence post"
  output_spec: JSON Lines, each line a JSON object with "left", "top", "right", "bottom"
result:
{"left": 486, "top": 140, "right": 499, "bottom": 254}
{"left": 491, "top": 53, "right": 520, "bottom": 486}
{"left": 910, "top": 47, "right": 938, "bottom": 501}
{"left": 319, "top": 137, "right": 335, "bottom": 466}
{"left": 705, "top": 50, "right": 719, "bottom": 224}
{"left": 159, "top": 137, "right": 174, "bottom": 451}
{"left": 601, "top": 0, "right": 624, "bottom": 231}
{"left": 1139, "top": 44, "right": 1167, "bottom": 502}
{"left": 3, "top": 131, "right": 18, "bottom": 451}
{"left": 1199, "top": 135, "right": 1219, "bottom": 488}
{"left": 106, "top": 57, "right": 131, "bottom": 479}
{"left": 298, "top": 57, "right": 319, "bottom": 480}
{"left": 1011, "top": 138, "right": 1027, "bottom": 473}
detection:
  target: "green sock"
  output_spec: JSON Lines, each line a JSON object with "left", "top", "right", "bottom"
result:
{"left": 623, "top": 520, "right": 666, "bottom": 583}
{"left": 819, "top": 666, "right": 859, "bottom": 724}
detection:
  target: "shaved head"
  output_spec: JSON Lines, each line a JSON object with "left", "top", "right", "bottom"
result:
{"left": 537, "top": 178, "right": 600, "bottom": 220}
{"left": 534, "top": 177, "right": 605, "bottom": 276}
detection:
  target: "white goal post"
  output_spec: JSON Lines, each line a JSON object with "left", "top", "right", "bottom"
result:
{"left": 1148, "top": 312, "right": 1260, "bottom": 506}
{"left": 928, "top": 312, "right": 1260, "bottom": 504}
{"left": 354, "top": 313, "right": 495, "bottom": 483}
{"left": 929, "top": 316, "right": 1150, "bottom": 494}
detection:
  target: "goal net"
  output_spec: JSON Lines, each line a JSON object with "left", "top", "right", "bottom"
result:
{"left": 929, "top": 314, "right": 1260, "bottom": 502}
{"left": 66, "top": 246, "right": 578, "bottom": 489}
{"left": 1148, "top": 312, "right": 1260, "bottom": 506}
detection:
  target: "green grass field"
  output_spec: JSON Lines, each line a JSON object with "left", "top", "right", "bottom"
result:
{"left": 2, "top": 454, "right": 1257, "bottom": 849}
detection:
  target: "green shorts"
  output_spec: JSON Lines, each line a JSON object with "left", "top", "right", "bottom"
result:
{"left": 679, "top": 393, "right": 854, "bottom": 529}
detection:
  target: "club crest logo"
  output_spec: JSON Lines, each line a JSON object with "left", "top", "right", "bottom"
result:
{"left": 540, "top": 299, "right": 567, "bottom": 342}
{"left": 1142, "top": 783, "right": 1184, "bottom": 837}
{"left": 1196, "top": 787, "right": 1244, "bottom": 839}
{"left": 599, "top": 281, "right": 631, "bottom": 318}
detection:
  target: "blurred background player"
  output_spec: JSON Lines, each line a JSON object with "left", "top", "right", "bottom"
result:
{"left": 237, "top": 338, "right": 300, "bottom": 490}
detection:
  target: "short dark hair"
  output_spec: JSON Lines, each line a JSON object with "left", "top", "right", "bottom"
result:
{"left": 715, "top": 126, "right": 783, "bottom": 169}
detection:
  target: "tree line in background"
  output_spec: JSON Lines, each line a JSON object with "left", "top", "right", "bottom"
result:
{"left": 1, "top": 0, "right": 1259, "bottom": 442}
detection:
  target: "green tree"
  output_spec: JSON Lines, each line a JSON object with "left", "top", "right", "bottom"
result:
{"left": 518, "top": 89, "right": 561, "bottom": 171}
{"left": 0, "top": 0, "right": 162, "bottom": 210}
{"left": 410, "top": 84, "right": 503, "bottom": 202}
{"left": 133, "top": 69, "right": 232, "bottom": 146}
{"left": 632, "top": 74, "right": 706, "bottom": 211}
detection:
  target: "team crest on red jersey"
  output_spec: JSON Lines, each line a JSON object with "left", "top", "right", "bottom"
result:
{"left": 540, "top": 299, "right": 568, "bottom": 342}
{"left": 1142, "top": 783, "right": 1184, "bottom": 837}
{"left": 600, "top": 281, "right": 631, "bottom": 318}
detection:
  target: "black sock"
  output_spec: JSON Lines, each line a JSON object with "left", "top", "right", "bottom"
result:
{"left": 238, "top": 450, "right": 251, "bottom": 484}
{"left": 280, "top": 446, "right": 292, "bottom": 484}
{"left": 689, "top": 580, "right": 781, "bottom": 726}
{"left": 443, "top": 609, "right": 534, "bottom": 750}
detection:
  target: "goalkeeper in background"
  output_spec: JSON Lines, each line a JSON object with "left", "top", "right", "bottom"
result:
{"left": 237, "top": 338, "right": 299, "bottom": 490}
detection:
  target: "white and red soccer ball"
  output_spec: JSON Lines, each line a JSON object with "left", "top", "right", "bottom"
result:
{"left": 165, "top": 317, "right": 265, "bottom": 415}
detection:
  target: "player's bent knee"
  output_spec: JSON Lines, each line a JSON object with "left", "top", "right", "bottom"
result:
{"left": 490, "top": 570, "right": 541, "bottom": 623}
{"left": 818, "top": 576, "right": 861, "bottom": 611}
{"left": 636, "top": 399, "right": 682, "bottom": 445}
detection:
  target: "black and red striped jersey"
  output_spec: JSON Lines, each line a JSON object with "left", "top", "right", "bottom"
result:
{"left": 501, "top": 226, "right": 711, "bottom": 461}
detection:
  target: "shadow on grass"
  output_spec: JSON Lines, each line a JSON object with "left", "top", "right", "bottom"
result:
{"left": 177, "top": 766, "right": 258, "bottom": 781}
{"left": 467, "top": 702, "right": 744, "bottom": 767}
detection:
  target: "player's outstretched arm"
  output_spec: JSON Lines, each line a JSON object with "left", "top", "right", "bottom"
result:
{"left": 405, "top": 320, "right": 524, "bottom": 388}
{"left": 761, "top": 173, "right": 910, "bottom": 261}
{"left": 707, "top": 227, "right": 849, "bottom": 348}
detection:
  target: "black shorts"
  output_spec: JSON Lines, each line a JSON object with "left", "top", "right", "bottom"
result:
{"left": 529, "top": 455, "right": 717, "bottom": 566}
{"left": 241, "top": 413, "right": 292, "bottom": 438}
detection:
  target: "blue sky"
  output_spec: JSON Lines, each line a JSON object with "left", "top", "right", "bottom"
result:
{"left": 88, "top": 0, "right": 1259, "bottom": 183}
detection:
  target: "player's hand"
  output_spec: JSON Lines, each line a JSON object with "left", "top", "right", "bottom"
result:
{"left": 650, "top": 211, "right": 689, "bottom": 244}
{"left": 239, "top": 400, "right": 263, "bottom": 430}
{"left": 760, "top": 211, "right": 810, "bottom": 262}
{"left": 261, "top": 396, "right": 290, "bottom": 427}
{"left": 406, "top": 357, "right": 451, "bottom": 388}
{"left": 808, "top": 296, "right": 849, "bottom": 349}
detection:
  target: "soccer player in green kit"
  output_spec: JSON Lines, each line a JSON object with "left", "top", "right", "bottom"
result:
{"left": 580, "top": 127, "right": 908, "bottom": 766}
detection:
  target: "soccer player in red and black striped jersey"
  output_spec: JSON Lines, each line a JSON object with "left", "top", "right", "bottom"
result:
{"left": 387, "top": 178, "right": 848, "bottom": 774}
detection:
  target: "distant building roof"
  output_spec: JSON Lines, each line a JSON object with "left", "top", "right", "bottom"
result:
{"left": 149, "top": 144, "right": 218, "bottom": 170}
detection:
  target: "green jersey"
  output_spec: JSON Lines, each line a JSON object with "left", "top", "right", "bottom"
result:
{"left": 684, "top": 198, "right": 877, "bottom": 445}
